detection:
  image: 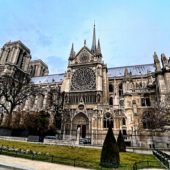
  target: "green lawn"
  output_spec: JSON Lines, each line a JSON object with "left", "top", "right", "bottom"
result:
{"left": 0, "top": 139, "right": 164, "bottom": 169}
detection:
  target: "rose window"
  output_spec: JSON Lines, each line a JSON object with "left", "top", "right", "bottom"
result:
{"left": 71, "top": 67, "right": 96, "bottom": 90}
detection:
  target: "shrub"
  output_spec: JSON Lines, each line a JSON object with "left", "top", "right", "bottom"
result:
{"left": 100, "top": 125, "right": 120, "bottom": 168}
{"left": 117, "top": 130, "right": 126, "bottom": 152}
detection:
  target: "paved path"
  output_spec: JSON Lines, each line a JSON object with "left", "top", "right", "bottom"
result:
{"left": 139, "top": 169, "right": 166, "bottom": 170}
{"left": 0, "top": 155, "right": 92, "bottom": 170}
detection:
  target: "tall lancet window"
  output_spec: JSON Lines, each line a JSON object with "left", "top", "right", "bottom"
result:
{"left": 103, "top": 112, "right": 113, "bottom": 128}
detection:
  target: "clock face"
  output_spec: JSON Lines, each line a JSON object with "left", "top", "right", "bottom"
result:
{"left": 79, "top": 52, "right": 89, "bottom": 63}
{"left": 71, "top": 67, "right": 96, "bottom": 91}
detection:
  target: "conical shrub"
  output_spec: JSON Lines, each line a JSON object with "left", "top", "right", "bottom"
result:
{"left": 117, "top": 130, "right": 126, "bottom": 152}
{"left": 100, "top": 125, "right": 120, "bottom": 168}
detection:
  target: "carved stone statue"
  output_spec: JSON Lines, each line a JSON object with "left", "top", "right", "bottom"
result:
{"left": 161, "top": 53, "right": 169, "bottom": 70}
{"left": 124, "top": 68, "right": 128, "bottom": 76}
{"left": 153, "top": 52, "right": 161, "bottom": 71}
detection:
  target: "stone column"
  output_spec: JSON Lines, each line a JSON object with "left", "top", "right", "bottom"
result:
{"left": 0, "top": 48, "right": 4, "bottom": 64}
{"left": 100, "top": 116, "right": 103, "bottom": 129}
{"left": 34, "top": 65, "right": 39, "bottom": 76}
{"left": 21, "top": 54, "right": 26, "bottom": 70}
{"left": 36, "top": 64, "right": 41, "bottom": 76}
{"left": 29, "top": 95, "right": 35, "bottom": 111}
{"left": 23, "top": 98, "right": 29, "bottom": 111}
{"left": 24, "top": 55, "right": 31, "bottom": 72}
{"left": 114, "top": 118, "right": 116, "bottom": 129}
{"left": 0, "top": 48, "right": 2, "bottom": 58}
{"left": 43, "top": 92, "right": 49, "bottom": 110}
{"left": 33, "top": 95, "right": 39, "bottom": 111}
{"left": 102, "top": 68, "right": 109, "bottom": 104}
{"left": 91, "top": 117, "right": 94, "bottom": 145}
{"left": 17, "top": 50, "right": 24, "bottom": 67}
{"left": 1, "top": 48, "right": 9, "bottom": 64}
{"left": 37, "top": 95, "right": 44, "bottom": 111}
{"left": 8, "top": 47, "right": 15, "bottom": 63}
{"left": 12, "top": 47, "right": 20, "bottom": 64}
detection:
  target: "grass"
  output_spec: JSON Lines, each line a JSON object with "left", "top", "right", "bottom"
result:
{"left": 0, "top": 139, "right": 164, "bottom": 169}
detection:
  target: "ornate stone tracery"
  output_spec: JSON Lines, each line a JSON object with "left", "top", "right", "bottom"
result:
{"left": 79, "top": 52, "right": 90, "bottom": 63}
{"left": 71, "top": 67, "right": 96, "bottom": 91}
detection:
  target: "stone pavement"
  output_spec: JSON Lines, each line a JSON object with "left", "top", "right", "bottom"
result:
{"left": 139, "top": 169, "right": 166, "bottom": 170}
{"left": 0, "top": 155, "right": 167, "bottom": 170}
{"left": 0, "top": 155, "right": 92, "bottom": 170}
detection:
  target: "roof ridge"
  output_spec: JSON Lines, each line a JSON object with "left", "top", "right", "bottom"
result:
{"left": 32, "top": 73, "right": 65, "bottom": 78}
{"left": 108, "top": 63, "right": 154, "bottom": 70}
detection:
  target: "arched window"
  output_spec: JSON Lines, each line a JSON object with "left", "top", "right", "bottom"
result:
{"left": 142, "top": 112, "right": 155, "bottom": 129}
{"left": 109, "top": 97, "right": 113, "bottom": 106}
{"left": 141, "top": 95, "right": 151, "bottom": 106}
{"left": 109, "top": 84, "right": 114, "bottom": 92}
{"left": 119, "top": 83, "right": 123, "bottom": 96}
{"left": 122, "top": 130, "right": 127, "bottom": 139}
{"left": 122, "top": 117, "right": 126, "bottom": 125}
{"left": 103, "top": 112, "right": 113, "bottom": 128}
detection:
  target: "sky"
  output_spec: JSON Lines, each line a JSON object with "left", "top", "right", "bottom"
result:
{"left": 0, "top": 0, "right": 170, "bottom": 74}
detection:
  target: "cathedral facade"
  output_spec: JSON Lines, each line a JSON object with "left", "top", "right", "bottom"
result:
{"left": 0, "top": 26, "right": 170, "bottom": 147}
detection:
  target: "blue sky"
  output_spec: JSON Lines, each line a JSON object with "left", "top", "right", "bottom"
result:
{"left": 0, "top": 0, "right": 170, "bottom": 74}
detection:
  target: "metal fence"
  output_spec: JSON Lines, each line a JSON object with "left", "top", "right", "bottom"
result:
{"left": 0, "top": 145, "right": 166, "bottom": 170}
{"left": 0, "top": 145, "right": 134, "bottom": 170}
{"left": 153, "top": 149, "right": 170, "bottom": 169}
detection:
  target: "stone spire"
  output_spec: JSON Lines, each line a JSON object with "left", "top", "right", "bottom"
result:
{"left": 97, "top": 39, "right": 101, "bottom": 54}
{"left": 153, "top": 51, "right": 161, "bottom": 71}
{"left": 91, "top": 24, "right": 97, "bottom": 53}
{"left": 69, "top": 43, "right": 75, "bottom": 60}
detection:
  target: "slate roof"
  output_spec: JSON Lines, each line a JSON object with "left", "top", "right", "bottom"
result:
{"left": 31, "top": 64, "right": 155, "bottom": 84}
{"left": 108, "top": 64, "right": 155, "bottom": 78}
{"left": 31, "top": 73, "right": 64, "bottom": 84}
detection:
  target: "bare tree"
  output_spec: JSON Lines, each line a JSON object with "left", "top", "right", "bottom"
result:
{"left": 140, "top": 93, "right": 170, "bottom": 131}
{"left": 51, "top": 85, "right": 65, "bottom": 130}
{"left": 0, "top": 75, "right": 35, "bottom": 127}
{"left": 23, "top": 111, "right": 50, "bottom": 136}
{"left": 154, "top": 93, "right": 170, "bottom": 128}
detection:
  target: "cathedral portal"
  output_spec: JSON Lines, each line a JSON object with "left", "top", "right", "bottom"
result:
{"left": 72, "top": 112, "right": 89, "bottom": 138}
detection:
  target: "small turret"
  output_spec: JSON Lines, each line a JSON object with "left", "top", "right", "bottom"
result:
{"left": 69, "top": 43, "right": 75, "bottom": 61}
{"left": 153, "top": 52, "right": 161, "bottom": 71}
{"left": 124, "top": 68, "right": 129, "bottom": 76}
{"left": 97, "top": 39, "right": 102, "bottom": 54}
{"left": 161, "top": 53, "right": 169, "bottom": 70}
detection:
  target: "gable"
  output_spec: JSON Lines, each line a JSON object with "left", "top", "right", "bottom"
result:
{"left": 75, "top": 46, "right": 93, "bottom": 64}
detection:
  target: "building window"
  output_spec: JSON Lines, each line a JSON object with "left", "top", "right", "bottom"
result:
{"left": 122, "top": 130, "right": 127, "bottom": 139}
{"left": 103, "top": 112, "right": 113, "bottom": 128}
{"left": 141, "top": 96, "right": 150, "bottom": 106}
{"left": 122, "top": 117, "right": 126, "bottom": 125}
{"left": 119, "top": 83, "right": 123, "bottom": 96}
{"left": 142, "top": 112, "right": 155, "bottom": 129}
{"left": 109, "top": 84, "right": 114, "bottom": 92}
{"left": 120, "top": 99, "right": 124, "bottom": 106}
{"left": 109, "top": 97, "right": 113, "bottom": 106}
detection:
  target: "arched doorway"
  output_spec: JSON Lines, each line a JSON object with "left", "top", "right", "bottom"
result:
{"left": 72, "top": 112, "right": 89, "bottom": 138}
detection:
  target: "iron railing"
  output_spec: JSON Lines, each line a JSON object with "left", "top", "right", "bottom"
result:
{"left": 153, "top": 149, "right": 170, "bottom": 169}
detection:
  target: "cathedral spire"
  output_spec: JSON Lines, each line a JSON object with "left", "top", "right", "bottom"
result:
{"left": 91, "top": 23, "right": 97, "bottom": 53}
{"left": 97, "top": 39, "right": 101, "bottom": 53}
{"left": 69, "top": 43, "right": 75, "bottom": 60}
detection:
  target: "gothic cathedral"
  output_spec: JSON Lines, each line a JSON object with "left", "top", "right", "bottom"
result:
{"left": 0, "top": 25, "right": 170, "bottom": 147}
